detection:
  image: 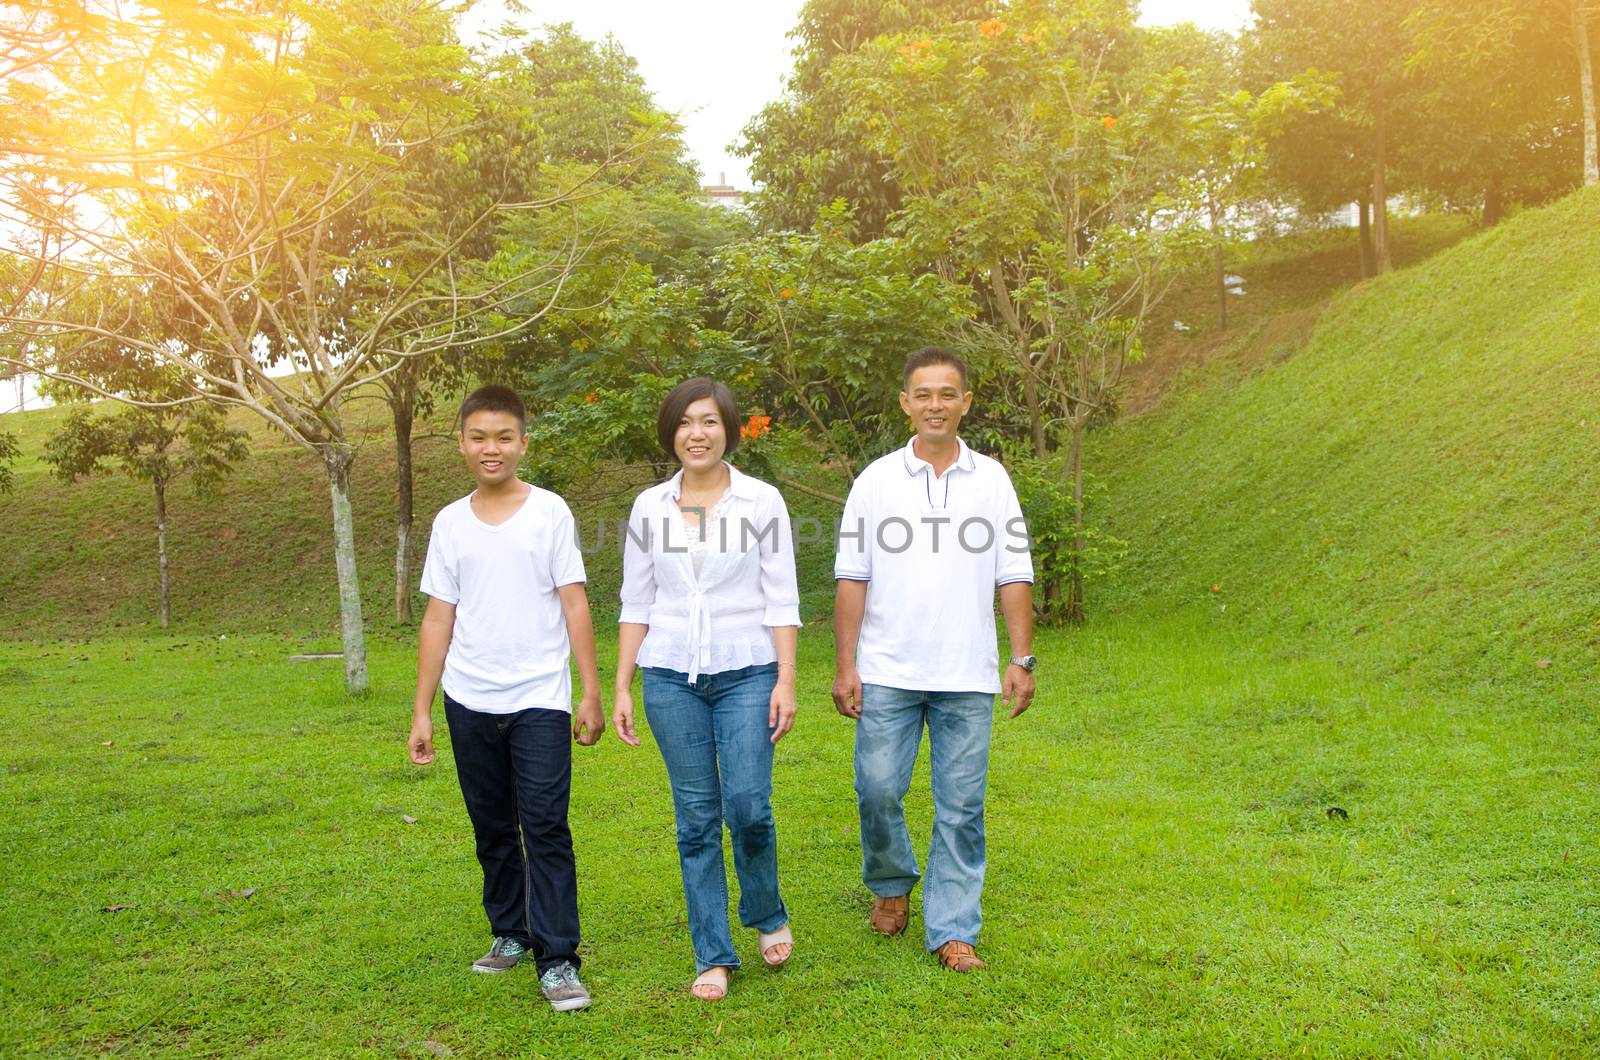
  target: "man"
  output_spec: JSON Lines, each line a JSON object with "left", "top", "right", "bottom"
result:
{"left": 832, "top": 347, "right": 1036, "bottom": 972}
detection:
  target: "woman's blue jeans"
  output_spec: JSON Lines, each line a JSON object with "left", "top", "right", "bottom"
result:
{"left": 642, "top": 663, "right": 789, "bottom": 972}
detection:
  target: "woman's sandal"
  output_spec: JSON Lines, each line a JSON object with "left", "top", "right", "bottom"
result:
{"left": 690, "top": 966, "right": 731, "bottom": 1001}
{"left": 759, "top": 924, "right": 794, "bottom": 967}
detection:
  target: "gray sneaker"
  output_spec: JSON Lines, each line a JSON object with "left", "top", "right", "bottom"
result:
{"left": 538, "top": 961, "right": 592, "bottom": 1011}
{"left": 471, "top": 937, "right": 527, "bottom": 974}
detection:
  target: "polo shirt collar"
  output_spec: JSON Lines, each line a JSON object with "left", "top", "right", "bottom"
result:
{"left": 661, "top": 462, "right": 759, "bottom": 503}
{"left": 901, "top": 436, "right": 976, "bottom": 477}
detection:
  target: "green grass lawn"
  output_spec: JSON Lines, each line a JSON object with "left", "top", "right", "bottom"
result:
{"left": 3, "top": 618, "right": 1597, "bottom": 1056}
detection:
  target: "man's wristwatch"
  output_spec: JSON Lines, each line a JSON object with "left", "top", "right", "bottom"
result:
{"left": 1009, "top": 655, "right": 1038, "bottom": 672}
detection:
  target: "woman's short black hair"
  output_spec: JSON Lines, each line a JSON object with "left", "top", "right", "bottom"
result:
{"left": 657, "top": 377, "right": 741, "bottom": 460}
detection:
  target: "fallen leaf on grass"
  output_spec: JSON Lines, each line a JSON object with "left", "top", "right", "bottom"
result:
{"left": 223, "top": 888, "right": 257, "bottom": 900}
{"left": 401, "top": 815, "right": 417, "bottom": 825}
{"left": 1536, "top": 659, "right": 1552, "bottom": 668}
{"left": 100, "top": 741, "right": 114, "bottom": 747}
{"left": 421, "top": 1042, "right": 452, "bottom": 1057}
{"left": 102, "top": 904, "right": 135, "bottom": 913}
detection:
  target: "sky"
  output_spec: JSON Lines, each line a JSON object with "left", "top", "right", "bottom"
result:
{"left": 460, "top": 1, "right": 1256, "bottom": 189}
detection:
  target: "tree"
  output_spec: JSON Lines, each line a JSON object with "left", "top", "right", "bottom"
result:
{"left": 0, "top": 429, "right": 17, "bottom": 493}
{"left": 1403, "top": 0, "right": 1581, "bottom": 224}
{"left": 826, "top": 2, "right": 1210, "bottom": 620}
{"left": 738, "top": 0, "right": 991, "bottom": 235}
{"left": 2, "top": 1, "right": 612, "bottom": 692}
{"left": 43, "top": 401, "right": 246, "bottom": 626}
{"left": 1570, "top": 0, "right": 1599, "bottom": 185}
{"left": 363, "top": 24, "right": 698, "bottom": 625}
{"left": 1249, "top": 0, "right": 1424, "bottom": 274}
{"left": 1139, "top": 25, "right": 1331, "bottom": 327}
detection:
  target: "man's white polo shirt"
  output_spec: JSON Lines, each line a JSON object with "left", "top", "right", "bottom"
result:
{"left": 835, "top": 437, "right": 1033, "bottom": 694}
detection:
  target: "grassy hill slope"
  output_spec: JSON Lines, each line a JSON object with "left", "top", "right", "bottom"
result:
{"left": 1092, "top": 188, "right": 1600, "bottom": 696}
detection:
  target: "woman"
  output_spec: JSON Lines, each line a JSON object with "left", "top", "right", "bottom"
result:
{"left": 613, "top": 377, "right": 800, "bottom": 1001}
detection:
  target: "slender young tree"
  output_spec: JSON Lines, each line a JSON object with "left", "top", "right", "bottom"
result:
{"left": 43, "top": 401, "right": 247, "bottom": 626}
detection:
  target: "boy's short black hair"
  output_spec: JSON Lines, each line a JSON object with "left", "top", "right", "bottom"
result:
{"left": 657, "top": 377, "right": 740, "bottom": 460}
{"left": 903, "top": 346, "right": 969, "bottom": 390}
{"left": 459, "top": 384, "right": 527, "bottom": 433}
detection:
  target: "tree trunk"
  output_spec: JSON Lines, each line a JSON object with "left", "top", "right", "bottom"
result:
{"left": 1372, "top": 99, "right": 1393, "bottom": 274}
{"left": 1482, "top": 171, "right": 1504, "bottom": 227}
{"left": 1062, "top": 422, "right": 1086, "bottom": 626}
{"left": 1023, "top": 367, "right": 1046, "bottom": 456}
{"left": 324, "top": 444, "right": 369, "bottom": 694}
{"left": 154, "top": 476, "right": 170, "bottom": 628}
{"left": 1357, "top": 195, "right": 1375, "bottom": 279}
{"left": 1576, "top": 1, "right": 1599, "bottom": 185}
{"left": 393, "top": 393, "right": 415, "bottom": 625}
{"left": 1208, "top": 192, "right": 1227, "bottom": 330}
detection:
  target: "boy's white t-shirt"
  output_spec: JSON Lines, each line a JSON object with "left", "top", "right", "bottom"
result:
{"left": 419, "top": 484, "right": 586, "bottom": 714}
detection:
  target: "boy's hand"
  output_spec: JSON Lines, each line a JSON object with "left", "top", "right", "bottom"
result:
{"left": 573, "top": 692, "right": 605, "bottom": 746}
{"left": 613, "top": 690, "right": 640, "bottom": 747}
{"left": 408, "top": 715, "right": 435, "bottom": 765}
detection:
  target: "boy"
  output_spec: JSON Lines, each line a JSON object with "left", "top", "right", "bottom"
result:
{"left": 408, "top": 384, "right": 605, "bottom": 1012}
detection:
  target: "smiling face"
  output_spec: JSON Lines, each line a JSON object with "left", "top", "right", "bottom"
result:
{"left": 458, "top": 409, "right": 528, "bottom": 488}
{"left": 673, "top": 396, "right": 728, "bottom": 473}
{"left": 899, "top": 364, "right": 973, "bottom": 447}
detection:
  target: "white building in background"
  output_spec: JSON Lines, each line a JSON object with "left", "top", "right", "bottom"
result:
{"left": 2, "top": 370, "right": 48, "bottom": 413}
{"left": 701, "top": 172, "right": 748, "bottom": 211}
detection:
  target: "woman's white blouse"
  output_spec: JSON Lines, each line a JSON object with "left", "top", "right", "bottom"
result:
{"left": 620, "top": 464, "right": 801, "bottom": 682}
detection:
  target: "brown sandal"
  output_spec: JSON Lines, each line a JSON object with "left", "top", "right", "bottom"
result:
{"left": 935, "top": 940, "right": 986, "bottom": 972}
{"left": 870, "top": 895, "right": 909, "bottom": 937}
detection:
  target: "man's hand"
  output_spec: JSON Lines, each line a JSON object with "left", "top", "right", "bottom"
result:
{"left": 573, "top": 691, "right": 605, "bottom": 746}
{"left": 769, "top": 679, "right": 797, "bottom": 743}
{"left": 612, "top": 689, "right": 640, "bottom": 747}
{"left": 832, "top": 665, "right": 863, "bottom": 720}
{"left": 408, "top": 713, "right": 435, "bottom": 765}
{"left": 1002, "top": 664, "right": 1035, "bottom": 718}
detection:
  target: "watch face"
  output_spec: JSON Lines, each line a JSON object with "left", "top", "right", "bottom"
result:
{"left": 1014, "top": 656, "right": 1037, "bottom": 672}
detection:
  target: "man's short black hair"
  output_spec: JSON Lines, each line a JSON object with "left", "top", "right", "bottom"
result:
{"left": 657, "top": 377, "right": 741, "bottom": 460}
{"left": 458, "top": 384, "right": 527, "bottom": 433}
{"left": 903, "top": 346, "right": 969, "bottom": 390}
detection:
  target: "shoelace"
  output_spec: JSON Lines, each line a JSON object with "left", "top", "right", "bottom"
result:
{"left": 541, "top": 964, "right": 577, "bottom": 989}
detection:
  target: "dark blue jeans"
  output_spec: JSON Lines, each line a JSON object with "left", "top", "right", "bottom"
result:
{"left": 642, "top": 663, "right": 789, "bottom": 973}
{"left": 444, "top": 694, "right": 581, "bottom": 974}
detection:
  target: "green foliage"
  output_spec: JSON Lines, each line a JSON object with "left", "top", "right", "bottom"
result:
{"left": 1005, "top": 447, "right": 1127, "bottom": 621}
{"left": 42, "top": 404, "right": 248, "bottom": 497}
{"left": 0, "top": 430, "right": 17, "bottom": 493}
{"left": 712, "top": 203, "right": 974, "bottom": 477}
{"left": 738, "top": 0, "right": 993, "bottom": 235}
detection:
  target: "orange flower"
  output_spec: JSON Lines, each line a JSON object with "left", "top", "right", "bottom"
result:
{"left": 898, "top": 43, "right": 915, "bottom": 55}
{"left": 1021, "top": 32, "right": 1040, "bottom": 43}
{"left": 688, "top": 338, "right": 700, "bottom": 349}
{"left": 1103, "top": 115, "right": 1117, "bottom": 130}
{"left": 740, "top": 414, "right": 772, "bottom": 441}
{"left": 978, "top": 18, "right": 1006, "bottom": 37}
{"left": 584, "top": 392, "right": 598, "bottom": 404}
{"left": 1210, "top": 584, "right": 1221, "bottom": 593}
{"left": 913, "top": 38, "right": 932, "bottom": 50}
{"left": 779, "top": 289, "right": 793, "bottom": 299}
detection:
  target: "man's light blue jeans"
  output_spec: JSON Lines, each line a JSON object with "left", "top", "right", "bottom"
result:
{"left": 855, "top": 683, "right": 994, "bottom": 952}
{"left": 642, "top": 663, "right": 789, "bottom": 973}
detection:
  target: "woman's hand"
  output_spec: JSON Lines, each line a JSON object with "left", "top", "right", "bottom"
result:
{"left": 613, "top": 688, "right": 641, "bottom": 747}
{"left": 768, "top": 678, "right": 797, "bottom": 744}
